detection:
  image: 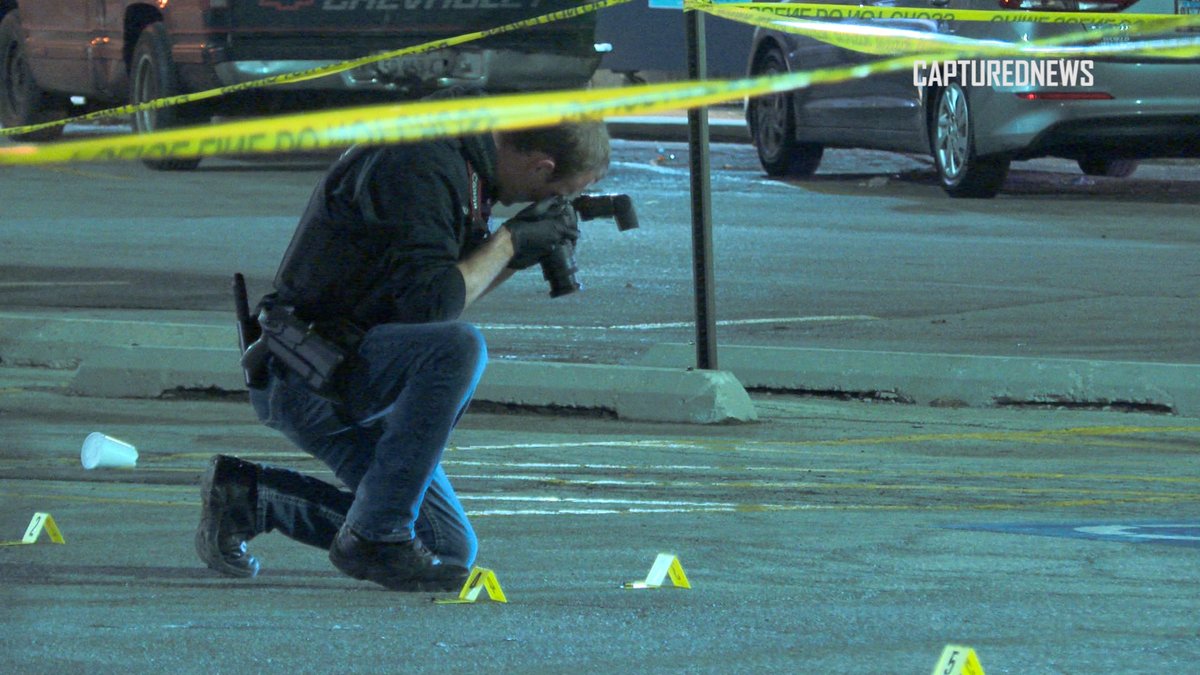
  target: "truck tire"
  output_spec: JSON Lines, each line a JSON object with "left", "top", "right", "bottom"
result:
{"left": 0, "top": 11, "right": 67, "bottom": 142}
{"left": 130, "top": 22, "right": 204, "bottom": 171}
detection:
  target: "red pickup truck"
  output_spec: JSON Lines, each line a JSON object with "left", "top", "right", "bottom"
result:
{"left": 0, "top": 0, "right": 601, "bottom": 165}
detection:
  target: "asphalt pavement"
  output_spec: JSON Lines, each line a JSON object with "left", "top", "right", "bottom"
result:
{"left": 4, "top": 116, "right": 1199, "bottom": 422}
{"left": 3, "top": 114, "right": 1199, "bottom": 673}
{"left": 2, "top": 363, "right": 1199, "bottom": 673}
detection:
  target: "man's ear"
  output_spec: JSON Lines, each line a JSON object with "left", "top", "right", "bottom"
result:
{"left": 531, "top": 155, "right": 557, "bottom": 180}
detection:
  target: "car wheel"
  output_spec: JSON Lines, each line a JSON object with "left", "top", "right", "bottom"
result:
{"left": 0, "top": 11, "right": 66, "bottom": 142}
{"left": 130, "top": 22, "right": 205, "bottom": 171}
{"left": 748, "top": 47, "right": 823, "bottom": 177}
{"left": 932, "top": 83, "right": 1009, "bottom": 199}
{"left": 1077, "top": 158, "right": 1138, "bottom": 178}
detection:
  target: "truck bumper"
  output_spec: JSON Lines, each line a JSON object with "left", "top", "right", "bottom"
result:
{"left": 210, "top": 46, "right": 602, "bottom": 94}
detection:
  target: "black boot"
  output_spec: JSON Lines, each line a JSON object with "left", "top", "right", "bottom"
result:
{"left": 195, "top": 454, "right": 261, "bottom": 578}
{"left": 329, "top": 525, "right": 468, "bottom": 592}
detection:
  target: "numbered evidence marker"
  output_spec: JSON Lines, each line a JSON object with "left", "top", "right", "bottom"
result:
{"left": 622, "top": 553, "right": 691, "bottom": 589}
{"left": 931, "top": 645, "right": 986, "bottom": 675}
{"left": 434, "top": 566, "right": 508, "bottom": 604}
{"left": 0, "top": 512, "right": 66, "bottom": 546}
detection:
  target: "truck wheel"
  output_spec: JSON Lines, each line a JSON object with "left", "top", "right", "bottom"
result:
{"left": 0, "top": 11, "right": 67, "bottom": 142}
{"left": 748, "top": 47, "right": 823, "bottom": 177}
{"left": 130, "top": 22, "right": 204, "bottom": 171}
{"left": 931, "top": 83, "right": 1009, "bottom": 199}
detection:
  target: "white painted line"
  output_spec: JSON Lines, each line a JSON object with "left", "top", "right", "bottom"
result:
{"left": 452, "top": 440, "right": 713, "bottom": 452}
{"left": 446, "top": 459, "right": 718, "bottom": 471}
{"left": 468, "top": 507, "right": 738, "bottom": 516}
{"left": 457, "top": 495, "right": 736, "bottom": 508}
{"left": 606, "top": 315, "right": 880, "bottom": 330}
{"left": 610, "top": 160, "right": 690, "bottom": 176}
{"left": 453, "top": 474, "right": 661, "bottom": 486}
{"left": 0, "top": 281, "right": 131, "bottom": 288}
{"left": 474, "top": 315, "right": 878, "bottom": 332}
{"left": 464, "top": 502, "right": 902, "bottom": 517}
{"left": 0, "top": 311, "right": 219, "bottom": 329}
{"left": 1074, "top": 524, "right": 1200, "bottom": 542}
{"left": 0, "top": 311, "right": 874, "bottom": 333}
{"left": 474, "top": 323, "right": 592, "bottom": 331}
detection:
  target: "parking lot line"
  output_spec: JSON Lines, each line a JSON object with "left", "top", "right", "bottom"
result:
{"left": 3, "top": 487, "right": 1194, "bottom": 516}
{"left": 472, "top": 315, "right": 879, "bottom": 331}
{"left": 452, "top": 425, "right": 1200, "bottom": 455}
{"left": 0, "top": 281, "right": 132, "bottom": 288}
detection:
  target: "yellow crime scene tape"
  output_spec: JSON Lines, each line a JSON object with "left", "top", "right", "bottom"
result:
{"left": 687, "top": 0, "right": 1200, "bottom": 58}
{"left": 0, "top": 0, "right": 630, "bottom": 138}
{"left": 717, "top": 1, "right": 1200, "bottom": 29}
{"left": 3, "top": 0, "right": 1200, "bottom": 167}
{"left": 0, "top": 52, "right": 957, "bottom": 166}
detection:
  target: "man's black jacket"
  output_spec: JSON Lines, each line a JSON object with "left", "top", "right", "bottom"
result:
{"left": 271, "top": 135, "right": 497, "bottom": 329}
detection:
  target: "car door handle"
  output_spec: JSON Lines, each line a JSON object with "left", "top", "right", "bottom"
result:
{"left": 930, "top": 0, "right": 950, "bottom": 6}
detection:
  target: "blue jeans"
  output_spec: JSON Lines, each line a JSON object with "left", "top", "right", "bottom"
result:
{"left": 248, "top": 320, "right": 485, "bottom": 567}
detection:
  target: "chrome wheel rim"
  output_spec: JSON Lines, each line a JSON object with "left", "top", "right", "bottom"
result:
{"left": 753, "top": 60, "right": 788, "bottom": 162}
{"left": 935, "top": 85, "right": 969, "bottom": 182}
{"left": 132, "top": 55, "right": 158, "bottom": 132}
{"left": 755, "top": 94, "right": 787, "bottom": 162}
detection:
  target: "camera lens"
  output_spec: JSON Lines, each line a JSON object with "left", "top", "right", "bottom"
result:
{"left": 541, "top": 242, "right": 581, "bottom": 298}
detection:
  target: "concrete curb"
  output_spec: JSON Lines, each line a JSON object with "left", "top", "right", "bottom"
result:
{"left": 607, "top": 116, "right": 751, "bottom": 144}
{"left": 0, "top": 311, "right": 232, "bottom": 366}
{"left": 0, "top": 314, "right": 756, "bottom": 424}
{"left": 640, "top": 343, "right": 1200, "bottom": 416}
{"left": 478, "top": 360, "right": 756, "bottom": 424}
{"left": 63, "top": 345, "right": 756, "bottom": 424}
{"left": 68, "top": 345, "right": 244, "bottom": 398}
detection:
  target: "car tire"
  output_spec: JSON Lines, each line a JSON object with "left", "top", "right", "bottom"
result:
{"left": 0, "top": 11, "right": 67, "bottom": 142}
{"left": 748, "top": 47, "right": 823, "bottom": 177}
{"left": 130, "top": 22, "right": 205, "bottom": 171}
{"left": 1077, "top": 158, "right": 1138, "bottom": 178}
{"left": 931, "top": 83, "right": 1009, "bottom": 199}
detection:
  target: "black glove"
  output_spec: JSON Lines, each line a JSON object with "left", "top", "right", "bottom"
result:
{"left": 502, "top": 196, "right": 580, "bottom": 271}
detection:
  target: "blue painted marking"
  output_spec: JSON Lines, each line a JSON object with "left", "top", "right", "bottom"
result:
{"left": 947, "top": 522, "right": 1200, "bottom": 548}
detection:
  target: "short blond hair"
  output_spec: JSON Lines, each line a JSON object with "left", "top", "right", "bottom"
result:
{"left": 498, "top": 122, "right": 610, "bottom": 181}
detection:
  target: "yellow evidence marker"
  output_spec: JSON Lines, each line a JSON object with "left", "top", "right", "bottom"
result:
{"left": 623, "top": 553, "right": 691, "bottom": 589}
{"left": 931, "top": 644, "right": 986, "bottom": 675}
{"left": 434, "top": 566, "right": 508, "bottom": 604}
{"left": 0, "top": 512, "right": 66, "bottom": 546}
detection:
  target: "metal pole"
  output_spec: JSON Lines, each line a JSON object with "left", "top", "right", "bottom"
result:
{"left": 686, "top": 8, "right": 718, "bottom": 370}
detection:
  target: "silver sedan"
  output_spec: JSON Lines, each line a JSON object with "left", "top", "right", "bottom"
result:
{"left": 745, "top": 0, "right": 1200, "bottom": 197}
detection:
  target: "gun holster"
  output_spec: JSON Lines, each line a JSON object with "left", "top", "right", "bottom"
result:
{"left": 241, "top": 338, "right": 271, "bottom": 390}
{"left": 250, "top": 304, "right": 362, "bottom": 402}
